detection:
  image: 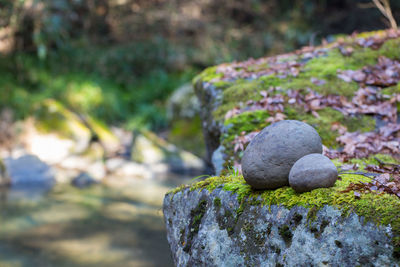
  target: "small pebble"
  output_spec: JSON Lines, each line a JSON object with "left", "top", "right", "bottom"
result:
{"left": 289, "top": 153, "right": 338, "bottom": 193}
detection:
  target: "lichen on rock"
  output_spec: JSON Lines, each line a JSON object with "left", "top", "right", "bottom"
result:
{"left": 164, "top": 172, "right": 400, "bottom": 266}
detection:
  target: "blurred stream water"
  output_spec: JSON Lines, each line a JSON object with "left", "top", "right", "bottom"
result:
{"left": 0, "top": 176, "right": 185, "bottom": 267}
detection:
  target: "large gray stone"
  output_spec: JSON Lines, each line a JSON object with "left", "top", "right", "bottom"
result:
{"left": 3, "top": 154, "right": 55, "bottom": 187}
{"left": 163, "top": 188, "right": 398, "bottom": 266}
{"left": 289, "top": 153, "right": 338, "bottom": 192}
{"left": 241, "top": 120, "right": 322, "bottom": 189}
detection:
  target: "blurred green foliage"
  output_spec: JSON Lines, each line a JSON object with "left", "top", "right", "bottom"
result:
{"left": 0, "top": 50, "right": 196, "bottom": 130}
{"left": 0, "top": 0, "right": 399, "bottom": 133}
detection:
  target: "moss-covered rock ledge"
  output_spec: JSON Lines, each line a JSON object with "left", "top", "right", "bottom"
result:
{"left": 193, "top": 29, "right": 400, "bottom": 173}
{"left": 164, "top": 29, "right": 400, "bottom": 266}
{"left": 163, "top": 170, "right": 400, "bottom": 266}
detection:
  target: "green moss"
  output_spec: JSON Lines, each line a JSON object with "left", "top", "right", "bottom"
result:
{"left": 224, "top": 110, "right": 270, "bottom": 133}
{"left": 191, "top": 200, "right": 207, "bottom": 233}
{"left": 285, "top": 49, "right": 361, "bottom": 97}
{"left": 213, "top": 198, "right": 221, "bottom": 208}
{"left": 214, "top": 77, "right": 283, "bottom": 119}
{"left": 183, "top": 199, "right": 208, "bottom": 252}
{"left": 168, "top": 116, "right": 205, "bottom": 157}
{"left": 212, "top": 80, "right": 233, "bottom": 89}
{"left": 192, "top": 66, "right": 223, "bottom": 84}
{"left": 223, "top": 76, "right": 283, "bottom": 103}
{"left": 186, "top": 32, "right": 400, "bottom": 253}
{"left": 35, "top": 99, "right": 91, "bottom": 139}
{"left": 336, "top": 154, "right": 400, "bottom": 171}
{"left": 352, "top": 38, "right": 400, "bottom": 63}
{"left": 219, "top": 104, "right": 376, "bottom": 169}
{"left": 382, "top": 83, "right": 400, "bottom": 95}
{"left": 220, "top": 110, "right": 271, "bottom": 168}
{"left": 285, "top": 106, "right": 375, "bottom": 147}
{"left": 193, "top": 34, "right": 400, "bottom": 125}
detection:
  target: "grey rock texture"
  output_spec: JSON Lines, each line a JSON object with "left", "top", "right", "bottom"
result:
{"left": 194, "top": 81, "right": 224, "bottom": 173}
{"left": 211, "top": 145, "right": 225, "bottom": 176}
{"left": 163, "top": 188, "right": 398, "bottom": 267}
{"left": 241, "top": 120, "right": 323, "bottom": 189}
{"left": 289, "top": 153, "right": 338, "bottom": 192}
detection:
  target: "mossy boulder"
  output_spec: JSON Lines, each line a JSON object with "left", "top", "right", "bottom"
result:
{"left": 34, "top": 99, "right": 92, "bottom": 154}
{"left": 165, "top": 30, "right": 400, "bottom": 266}
{"left": 30, "top": 99, "right": 121, "bottom": 163}
{"left": 193, "top": 30, "right": 400, "bottom": 173}
{"left": 164, "top": 163, "right": 400, "bottom": 266}
{"left": 166, "top": 83, "right": 205, "bottom": 157}
{"left": 131, "top": 129, "right": 205, "bottom": 175}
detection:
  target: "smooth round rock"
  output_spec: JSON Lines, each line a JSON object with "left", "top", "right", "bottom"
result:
{"left": 241, "top": 120, "right": 322, "bottom": 189}
{"left": 289, "top": 153, "right": 338, "bottom": 193}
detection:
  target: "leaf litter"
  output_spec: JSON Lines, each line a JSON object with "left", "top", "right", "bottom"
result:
{"left": 220, "top": 30, "right": 400, "bottom": 198}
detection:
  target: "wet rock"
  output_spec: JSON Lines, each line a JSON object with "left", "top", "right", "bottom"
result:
{"left": 289, "top": 153, "right": 338, "bottom": 192}
{"left": 84, "top": 116, "right": 120, "bottom": 154}
{"left": 211, "top": 145, "right": 225, "bottom": 176}
{"left": 241, "top": 120, "right": 322, "bottom": 189}
{"left": 106, "top": 158, "right": 153, "bottom": 179}
{"left": 131, "top": 130, "right": 205, "bottom": 175}
{"left": 87, "top": 161, "right": 107, "bottom": 180}
{"left": 167, "top": 83, "right": 200, "bottom": 120}
{"left": 3, "top": 154, "right": 55, "bottom": 188}
{"left": 71, "top": 172, "right": 97, "bottom": 188}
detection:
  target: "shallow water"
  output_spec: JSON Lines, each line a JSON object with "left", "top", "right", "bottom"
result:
{"left": 0, "top": 177, "right": 184, "bottom": 267}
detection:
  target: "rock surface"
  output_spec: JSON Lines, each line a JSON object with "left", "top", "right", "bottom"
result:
{"left": 289, "top": 153, "right": 338, "bottom": 192}
{"left": 194, "top": 80, "right": 224, "bottom": 173}
{"left": 3, "top": 154, "right": 55, "bottom": 188}
{"left": 241, "top": 120, "right": 322, "bottom": 189}
{"left": 131, "top": 130, "right": 205, "bottom": 175}
{"left": 163, "top": 187, "right": 397, "bottom": 266}
{"left": 71, "top": 172, "right": 98, "bottom": 188}
{"left": 193, "top": 30, "right": 400, "bottom": 176}
{"left": 167, "top": 83, "right": 200, "bottom": 120}
{"left": 177, "top": 30, "right": 400, "bottom": 267}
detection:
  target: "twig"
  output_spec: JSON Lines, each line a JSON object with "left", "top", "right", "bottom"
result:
{"left": 374, "top": 156, "right": 400, "bottom": 168}
{"left": 338, "top": 171, "right": 377, "bottom": 178}
{"left": 372, "top": 0, "right": 398, "bottom": 29}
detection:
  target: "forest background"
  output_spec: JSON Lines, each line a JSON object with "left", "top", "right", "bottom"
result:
{"left": 1, "top": 0, "right": 399, "bottom": 157}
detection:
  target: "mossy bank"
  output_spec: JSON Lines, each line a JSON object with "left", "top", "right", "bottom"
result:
{"left": 165, "top": 29, "right": 400, "bottom": 266}
{"left": 193, "top": 29, "right": 400, "bottom": 171}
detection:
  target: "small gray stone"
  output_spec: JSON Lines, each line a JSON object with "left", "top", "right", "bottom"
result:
{"left": 71, "top": 172, "right": 97, "bottom": 188}
{"left": 289, "top": 153, "right": 338, "bottom": 192}
{"left": 241, "top": 120, "right": 322, "bottom": 189}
